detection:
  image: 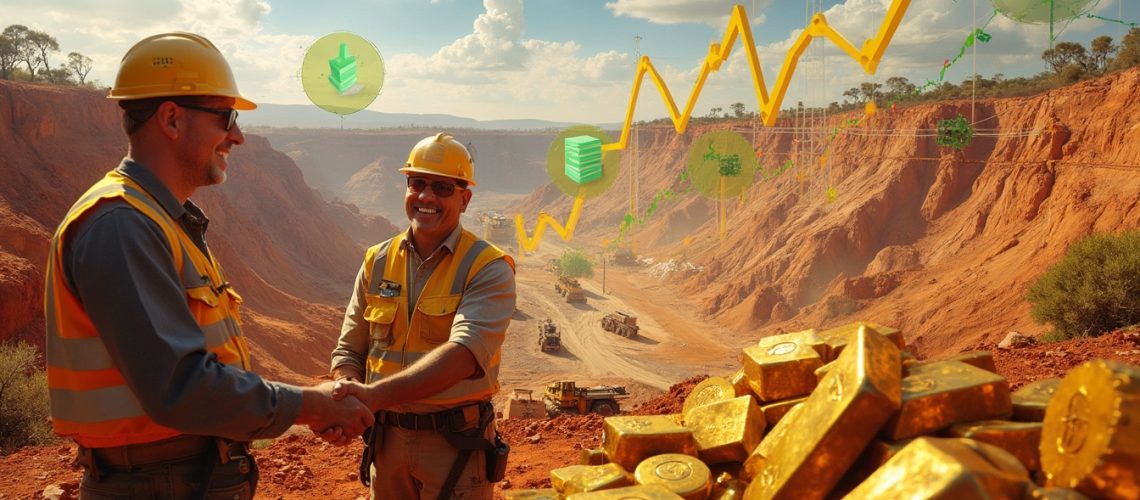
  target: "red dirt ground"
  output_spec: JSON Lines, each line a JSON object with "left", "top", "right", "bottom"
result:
{"left": 5, "top": 331, "right": 1137, "bottom": 499}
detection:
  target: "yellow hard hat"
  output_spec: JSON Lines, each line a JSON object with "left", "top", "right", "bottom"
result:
{"left": 108, "top": 32, "right": 256, "bottom": 110}
{"left": 399, "top": 133, "right": 476, "bottom": 186}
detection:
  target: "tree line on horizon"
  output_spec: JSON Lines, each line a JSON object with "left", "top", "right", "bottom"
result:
{"left": 0, "top": 25, "right": 96, "bottom": 87}
{"left": 685, "top": 28, "right": 1140, "bottom": 123}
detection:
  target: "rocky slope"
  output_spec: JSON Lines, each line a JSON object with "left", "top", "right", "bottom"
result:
{"left": 0, "top": 80, "right": 398, "bottom": 382}
{"left": 511, "top": 68, "right": 1140, "bottom": 358}
{"left": 260, "top": 128, "right": 557, "bottom": 221}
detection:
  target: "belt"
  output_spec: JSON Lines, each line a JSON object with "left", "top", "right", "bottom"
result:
{"left": 379, "top": 402, "right": 490, "bottom": 433}
{"left": 90, "top": 435, "right": 242, "bottom": 468}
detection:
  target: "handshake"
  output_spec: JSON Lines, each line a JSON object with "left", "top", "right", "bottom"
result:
{"left": 296, "top": 378, "right": 379, "bottom": 446}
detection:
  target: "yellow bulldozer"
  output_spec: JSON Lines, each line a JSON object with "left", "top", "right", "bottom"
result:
{"left": 542, "top": 381, "right": 628, "bottom": 417}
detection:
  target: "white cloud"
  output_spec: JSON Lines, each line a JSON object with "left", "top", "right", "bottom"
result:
{"left": 605, "top": 0, "right": 769, "bottom": 28}
{"left": 2, "top": 0, "right": 1125, "bottom": 123}
{"left": 0, "top": 0, "right": 312, "bottom": 106}
{"left": 376, "top": 0, "right": 644, "bottom": 122}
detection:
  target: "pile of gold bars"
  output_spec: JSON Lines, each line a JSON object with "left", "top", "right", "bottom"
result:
{"left": 503, "top": 322, "right": 1140, "bottom": 499}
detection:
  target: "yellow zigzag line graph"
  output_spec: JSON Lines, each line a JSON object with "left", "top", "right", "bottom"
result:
{"left": 514, "top": 0, "right": 912, "bottom": 254}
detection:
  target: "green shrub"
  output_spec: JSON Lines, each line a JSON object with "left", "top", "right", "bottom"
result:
{"left": 557, "top": 248, "right": 594, "bottom": 279}
{"left": 0, "top": 342, "right": 55, "bottom": 453}
{"left": 1028, "top": 230, "right": 1140, "bottom": 339}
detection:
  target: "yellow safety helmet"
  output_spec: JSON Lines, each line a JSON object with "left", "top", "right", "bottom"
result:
{"left": 399, "top": 132, "right": 476, "bottom": 186}
{"left": 108, "top": 32, "right": 256, "bottom": 110}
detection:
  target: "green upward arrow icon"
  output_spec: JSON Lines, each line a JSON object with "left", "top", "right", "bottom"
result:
{"left": 328, "top": 42, "right": 358, "bottom": 94}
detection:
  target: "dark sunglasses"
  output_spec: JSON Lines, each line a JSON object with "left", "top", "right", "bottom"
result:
{"left": 407, "top": 177, "right": 465, "bottom": 197}
{"left": 178, "top": 103, "right": 239, "bottom": 131}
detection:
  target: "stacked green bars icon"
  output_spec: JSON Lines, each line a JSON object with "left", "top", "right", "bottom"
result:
{"left": 328, "top": 42, "right": 358, "bottom": 94}
{"left": 563, "top": 135, "right": 603, "bottom": 185}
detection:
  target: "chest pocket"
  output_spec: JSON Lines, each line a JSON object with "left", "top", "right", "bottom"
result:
{"left": 222, "top": 287, "right": 244, "bottom": 325}
{"left": 416, "top": 295, "right": 460, "bottom": 344}
{"left": 186, "top": 286, "right": 219, "bottom": 307}
{"left": 364, "top": 295, "right": 399, "bottom": 348}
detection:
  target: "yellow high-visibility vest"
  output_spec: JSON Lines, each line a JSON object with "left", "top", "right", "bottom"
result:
{"left": 45, "top": 170, "right": 249, "bottom": 448}
{"left": 363, "top": 230, "right": 513, "bottom": 409}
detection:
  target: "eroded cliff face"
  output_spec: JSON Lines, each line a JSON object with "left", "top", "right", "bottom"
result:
{"left": 511, "top": 68, "right": 1140, "bottom": 357}
{"left": 0, "top": 80, "right": 398, "bottom": 382}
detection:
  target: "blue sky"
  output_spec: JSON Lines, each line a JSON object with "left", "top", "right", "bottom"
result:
{"left": 4, "top": 0, "right": 1135, "bottom": 123}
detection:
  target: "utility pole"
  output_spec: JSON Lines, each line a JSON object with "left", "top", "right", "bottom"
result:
{"left": 631, "top": 35, "right": 642, "bottom": 253}
{"left": 600, "top": 250, "right": 606, "bottom": 295}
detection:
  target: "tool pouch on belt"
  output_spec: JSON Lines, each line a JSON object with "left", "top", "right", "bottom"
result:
{"left": 485, "top": 429, "right": 510, "bottom": 483}
{"left": 437, "top": 402, "right": 508, "bottom": 499}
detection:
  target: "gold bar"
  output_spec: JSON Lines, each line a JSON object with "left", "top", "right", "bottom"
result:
{"left": 730, "top": 369, "right": 752, "bottom": 397}
{"left": 503, "top": 489, "right": 561, "bottom": 500}
{"left": 1041, "top": 360, "right": 1140, "bottom": 499}
{"left": 759, "top": 397, "right": 806, "bottom": 428}
{"left": 741, "top": 330, "right": 825, "bottom": 402}
{"left": 581, "top": 447, "right": 608, "bottom": 465}
{"left": 881, "top": 360, "right": 1012, "bottom": 440}
{"left": 602, "top": 414, "right": 697, "bottom": 472}
{"left": 817, "top": 321, "right": 905, "bottom": 362}
{"left": 813, "top": 361, "right": 834, "bottom": 382}
{"left": 743, "top": 325, "right": 902, "bottom": 499}
{"left": 1024, "top": 487, "right": 1092, "bottom": 499}
{"left": 842, "top": 437, "right": 1031, "bottom": 498}
{"left": 831, "top": 438, "right": 912, "bottom": 497}
{"left": 685, "top": 395, "right": 765, "bottom": 464}
{"left": 551, "top": 463, "right": 632, "bottom": 496}
{"left": 945, "top": 350, "right": 997, "bottom": 373}
{"left": 634, "top": 453, "right": 712, "bottom": 500}
{"left": 949, "top": 420, "right": 1043, "bottom": 472}
{"left": 566, "top": 484, "right": 685, "bottom": 499}
{"left": 741, "top": 404, "right": 802, "bottom": 482}
{"left": 682, "top": 376, "right": 737, "bottom": 419}
{"left": 1011, "top": 378, "right": 1061, "bottom": 422}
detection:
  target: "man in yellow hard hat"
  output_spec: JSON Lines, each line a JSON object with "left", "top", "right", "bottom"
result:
{"left": 45, "top": 32, "right": 373, "bottom": 498}
{"left": 330, "top": 133, "right": 517, "bottom": 499}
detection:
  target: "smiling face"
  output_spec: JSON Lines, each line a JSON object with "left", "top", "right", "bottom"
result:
{"left": 404, "top": 172, "right": 471, "bottom": 251}
{"left": 177, "top": 96, "right": 245, "bottom": 187}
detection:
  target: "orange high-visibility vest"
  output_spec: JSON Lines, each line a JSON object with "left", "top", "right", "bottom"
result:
{"left": 45, "top": 170, "right": 249, "bottom": 448}
{"left": 363, "top": 230, "right": 513, "bottom": 410}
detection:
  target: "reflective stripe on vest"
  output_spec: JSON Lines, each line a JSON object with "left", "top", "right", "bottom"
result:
{"left": 45, "top": 170, "right": 250, "bottom": 448}
{"left": 362, "top": 230, "right": 513, "bottom": 412}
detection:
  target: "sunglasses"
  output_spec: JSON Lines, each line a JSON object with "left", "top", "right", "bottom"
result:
{"left": 178, "top": 103, "right": 239, "bottom": 131}
{"left": 407, "top": 177, "right": 465, "bottom": 197}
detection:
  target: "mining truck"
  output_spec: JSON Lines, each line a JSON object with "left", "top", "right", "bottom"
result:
{"left": 542, "top": 381, "right": 628, "bottom": 417}
{"left": 601, "top": 311, "right": 639, "bottom": 338}
{"left": 479, "top": 211, "right": 513, "bottom": 246}
{"left": 538, "top": 319, "right": 561, "bottom": 353}
{"left": 555, "top": 276, "right": 586, "bottom": 304}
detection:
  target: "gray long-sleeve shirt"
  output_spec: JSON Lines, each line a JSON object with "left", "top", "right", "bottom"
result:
{"left": 61, "top": 159, "right": 301, "bottom": 442}
{"left": 331, "top": 225, "right": 516, "bottom": 413}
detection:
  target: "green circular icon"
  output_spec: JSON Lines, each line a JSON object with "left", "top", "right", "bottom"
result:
{"left": 301, "top": 32, "right": 384, "bottom": 115}
{"left": 545, "top": 125, "right": 622, "bottom": 200}
{"left": 686, "top": 130, "right": 756, "bottom": 200}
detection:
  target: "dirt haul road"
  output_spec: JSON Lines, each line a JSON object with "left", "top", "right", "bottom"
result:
{"left": 493, "top": 243, "right": 741, "bottom": 409}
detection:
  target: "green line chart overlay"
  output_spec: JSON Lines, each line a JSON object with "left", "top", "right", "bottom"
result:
{"left": 301, "top": 32, "right": 384, "bottom": 116}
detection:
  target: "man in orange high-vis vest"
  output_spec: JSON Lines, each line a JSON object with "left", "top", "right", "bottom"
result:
{"left": 331, "top": 133, "right": 516, "bottom": 499}
{"left": 45, "top": 32, "right": 373, "bottom": 499}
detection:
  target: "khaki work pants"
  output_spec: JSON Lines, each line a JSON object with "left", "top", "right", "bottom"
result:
{"left": 369, "top": 423, "right": 493, "bottom": 499}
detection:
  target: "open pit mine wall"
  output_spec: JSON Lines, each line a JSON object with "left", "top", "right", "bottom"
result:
{"left": 511, "top": 68, "right": 1140, "bottom": 357}
{"left": 0, "top": 81, "right": 397, "bottom": 382}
